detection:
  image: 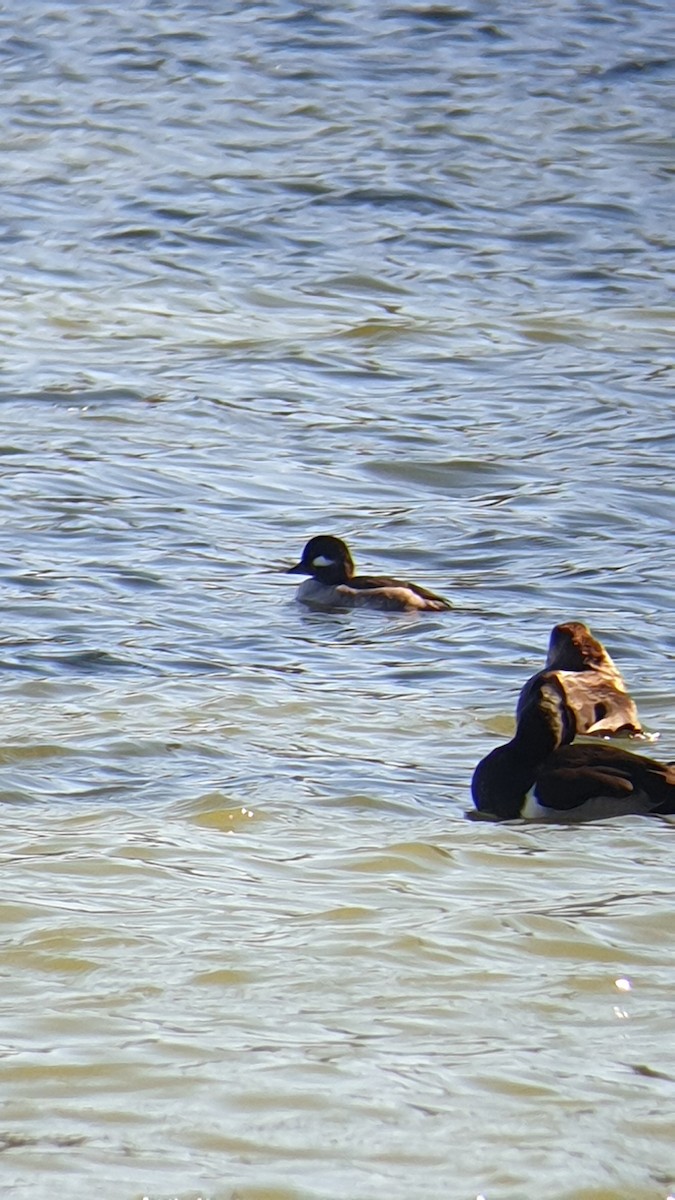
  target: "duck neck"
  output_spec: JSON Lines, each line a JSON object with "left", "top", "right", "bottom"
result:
{"left": 472, "top": 708, "right": 561, "bottom": 820}
{"left": 314, "top": 561, "right": 350, "bottom": 586}
{"left": 472, "top": 738, "right": 539, "bottom": 819}
{"left": 511, "top": 706, "right": 561, "bottom": 763}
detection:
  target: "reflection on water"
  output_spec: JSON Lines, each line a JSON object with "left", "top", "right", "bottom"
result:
{"left": 1, "top": 2, "right": 675, "bottom": 1198}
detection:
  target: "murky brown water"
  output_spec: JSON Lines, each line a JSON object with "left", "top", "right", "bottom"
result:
{"left": 1, "top": 3, "right": 675, "bottom": 1198}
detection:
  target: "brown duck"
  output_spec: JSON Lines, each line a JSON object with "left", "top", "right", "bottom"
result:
{"left": 516, "top": 621, "right": 644, "bottom": 738}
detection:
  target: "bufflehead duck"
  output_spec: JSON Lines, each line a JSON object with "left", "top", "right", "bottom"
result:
{"left": 287, "top": 535, "right": 451, "bottom": 612}
{"left": 472, "top": 672, "right": 675, "bottom": 822}
{"left": 516, "top": 621, "right": 644, "bottom": 738}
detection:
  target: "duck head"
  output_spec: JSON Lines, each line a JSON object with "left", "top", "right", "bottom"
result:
{"left": 472, "top": 673, "right": 578, "bottom": 820}
{"left": 546, "top": 621, "right": 608, "bottom": 673}
{"left": 287, "top": 536, "right": 355, "bottom": 585}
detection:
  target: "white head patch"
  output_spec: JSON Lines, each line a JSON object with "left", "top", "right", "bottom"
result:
{"left": 312, "top": 555, "right": 336, "bottom": 568}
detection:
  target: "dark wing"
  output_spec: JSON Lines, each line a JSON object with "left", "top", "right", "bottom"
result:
{"left": 351, "top": 574, "right": 451, "bottom": 607}
{"left": 351, "top": 573, "right": 406, "bottom": 591}
{"left": 405, "top": 580, "right": 452, "bottom": 608}
{"left": 535, "top": 764, "right": 635, "bottom": 811}
{"left": 537, "top": 742, "right": 675, "bottom": 814}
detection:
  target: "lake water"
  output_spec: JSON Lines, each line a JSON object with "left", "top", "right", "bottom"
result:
{"left": 1, "top": 3, "right": 675, "bottom": 1198}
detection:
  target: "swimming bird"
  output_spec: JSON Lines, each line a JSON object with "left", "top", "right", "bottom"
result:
{"left": 287, "top": 535, "right": 451, "bottom": 612}
{"left": 472, "top": 672, "right": 675, "bottom": 821}
{"left": 516, "top": 621, "right": 644, "bottom": 738}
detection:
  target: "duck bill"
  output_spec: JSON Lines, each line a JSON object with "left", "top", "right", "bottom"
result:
{"left": 286, "top": 560, "right": 306, "bottom": 574}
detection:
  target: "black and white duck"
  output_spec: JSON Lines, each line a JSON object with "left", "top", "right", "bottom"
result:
{"left": 287, "top": 535, "right": 451, "bottom": 613}
{"left": 472, "top": 672, "right": 674, "bottom": 822}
